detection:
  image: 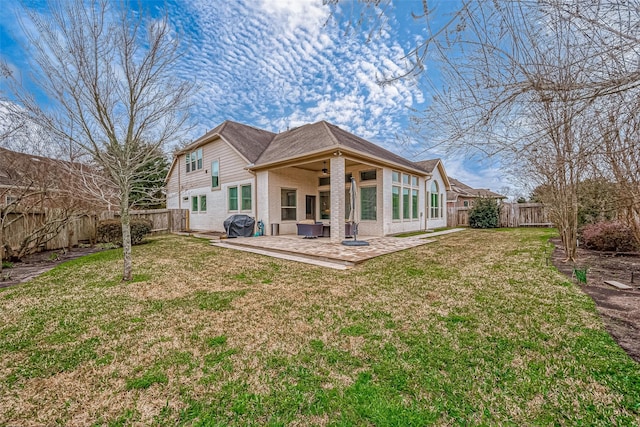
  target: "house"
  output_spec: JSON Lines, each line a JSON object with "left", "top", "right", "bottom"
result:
{"left": 446, "top": 177, "right": 506, "bottom": 208}
{"left": 166, "top": 120, "right": 451, "bottom": 243}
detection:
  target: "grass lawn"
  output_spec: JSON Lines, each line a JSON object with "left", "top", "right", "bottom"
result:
{"left": 1, "top": 229, "right": 639, "bottom": 425}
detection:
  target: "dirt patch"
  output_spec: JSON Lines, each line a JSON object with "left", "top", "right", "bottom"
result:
{"left": 1, "top": 247, "right": 103, "bottom": 288}
{"left": 551, "top": 238, "right": 640, "bottom": 362}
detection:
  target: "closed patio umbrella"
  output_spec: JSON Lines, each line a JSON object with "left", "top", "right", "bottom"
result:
{"left": 342, "top": 176, "right": 369, "bottom": 246}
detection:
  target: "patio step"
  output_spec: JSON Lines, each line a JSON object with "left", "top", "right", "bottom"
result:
{"left": 211, "top": 241, "right": 355, "bottom": 270}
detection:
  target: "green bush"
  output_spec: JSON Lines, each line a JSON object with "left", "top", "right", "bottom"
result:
{"left": 469, "top": 198, "right": 501, "bottom": 229}
{"left": 97, "top": 218, "right": 152, "bottom": 246}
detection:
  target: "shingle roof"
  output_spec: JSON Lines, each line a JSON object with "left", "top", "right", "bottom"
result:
{"left": 0, "top": 147, "right": 70, "bottom": 188}
{"left": 414, "top": 159, "right": 440, "bottom": 174}
{"left": 449, "top": 177, "right": 505, "bottom": 199}
{"left": 254, "top": 121, "right": 424, "bottom": 172}
{"left": 181, "top": 120, "right": 276, "bottom": 163}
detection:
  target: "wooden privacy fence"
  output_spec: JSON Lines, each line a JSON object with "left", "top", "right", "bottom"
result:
{"left": 100, "top": 209, "right": 188, "bottom": 234}
{"left": 447, "top": 203, "right": 552, "bottom": 228}
{"left": 4, "top": 208, "right": 188, "bottom": 256}
{"left": 4, "top": 211, "right": 98, "bottom": 253}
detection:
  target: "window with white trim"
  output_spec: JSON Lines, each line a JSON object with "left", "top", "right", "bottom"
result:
{"left": 211, "top": 160, "right": 220, "bottom": 189}
{"left": 360, "top": 186, "right": 377, "bottom": 220}
{"left": 186, "top": 148, "right": 203, "bottom": 173}
{"left": 430, "top": 181, "right": 440, "bottom": 219}
{"left": 392, "top": 171, "right": 419, "bottom": 221}
{"left": 281, "top": 188, "right": 297, "bottom": 221}
{"left": 241, "top": 184, "right": 252, "bottom": 210}
{"left": 228, "top": 187, "right": 238, "bottom": 211}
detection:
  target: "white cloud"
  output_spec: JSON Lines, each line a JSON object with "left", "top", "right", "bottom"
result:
{"left": 170, "top": 0, "right": 423, "bottom": 147}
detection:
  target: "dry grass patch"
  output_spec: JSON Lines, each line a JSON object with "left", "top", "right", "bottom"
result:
{"left": 0, "top": 231, "right": 639, "bottom": 425}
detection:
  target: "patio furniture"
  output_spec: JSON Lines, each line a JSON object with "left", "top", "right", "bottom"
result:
{"left": 318, "top": 222, "right": 355, "bottom": 238}
{"left": 296, "top": 220, "right": 323, "bottom": 238}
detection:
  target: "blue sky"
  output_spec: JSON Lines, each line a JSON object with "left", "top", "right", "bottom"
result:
{"left": 0, "top": 0, "right": 513, "bottom": 196}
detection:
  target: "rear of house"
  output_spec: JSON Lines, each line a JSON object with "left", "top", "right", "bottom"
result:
{"left": 166, "top": 120, "right": 450, "bottom": 240}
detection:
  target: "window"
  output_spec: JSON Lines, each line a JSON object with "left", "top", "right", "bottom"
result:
{"left": 281, "top": 188, "right": 297, "bottom": 221}
{"left": 319, "top": 176, "right": 330, "bottom": 186}
{"left": 319, "top": 190, "right": 352, "bottom": 220}
{"left": 345, "top": 189, "right": 351, "bottom": 220}
{"left": 228, "top": 187, "right": 238, "bottom": 211}
{"left": 392, "top": 171, "right": 418, "bottom": 222}
{"left": 191, "top": 196, "right": 198, "bottom": 212}
{"left": 403, "top": 188, "right": 410, "bottom": 219}
{"left": 211, "top": 160, "right": 220, "bottom": 189}
{"left": 463, "top": 200, "right": 469, "bottom": 207}
{"left": 360, "top": 170, "right": 377, "bottom": 181}
{"left": 320, "top": 191, "right": 330, "bottom": 219}
{"left": 187, "top": 148, "right": 203, "bottom": 173}
{"left": 392, "top": 186, "right": 400, "bottom": 220}
{"left": 241, "top": 185, "right": 252, "bottom": 210}
{"left": 430, "top": 181, "right": 440, "bottom": 218}
{"left": 199, "top": 195, "right": 207, "bottom": 212}
{"left": 360, "top": 186, "right": 376, "bottom": 220}
{"left": 5, "top": 196, "right": 17, "bottom": 205}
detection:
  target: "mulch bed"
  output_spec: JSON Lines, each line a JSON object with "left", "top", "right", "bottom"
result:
{"left": 551, "top": 237, "right": 640, "bottom": 363}
{"left": 1, "top": 247, "right": 103, "bottom": 288}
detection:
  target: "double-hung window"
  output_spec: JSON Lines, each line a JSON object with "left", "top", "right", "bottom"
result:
{"left": 186, "top": 148, "right": 203, "bottom": 173}
{"left": 191, "top": 195, "right": 206, "bottom": 213}
{"left": 228, "top": 187, "right": 238, "bottom": 211}
{"left": 241, "top": 185, "right": 252, "bottom": 210}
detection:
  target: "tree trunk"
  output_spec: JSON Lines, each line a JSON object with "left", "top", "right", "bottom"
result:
{"left": 120, "top": 193, "right": 133, "bottom": 281}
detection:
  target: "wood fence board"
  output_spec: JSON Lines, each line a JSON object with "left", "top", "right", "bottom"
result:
{"left": 448, "top": 203, "right": 550, "bottom": 228}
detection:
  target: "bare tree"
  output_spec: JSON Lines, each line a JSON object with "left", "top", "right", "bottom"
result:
{"left": 9, "top": 0, "right": 193, "bottom": 280}
{"left": 0, "top": 147, "right": 111, "bottom": 274}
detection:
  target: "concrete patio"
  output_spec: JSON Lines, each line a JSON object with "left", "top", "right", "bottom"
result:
{"left": 206, "top": 228, "right": 465, "bottom": 269}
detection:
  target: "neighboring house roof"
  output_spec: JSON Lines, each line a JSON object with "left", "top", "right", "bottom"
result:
{"left": 447, "top": 177, "right": 506, "bottom": 201}
{"left": 0, "top": 146, "right": 69, "bottom": 188}
{"left": 254, "top": 121, "right": 425, "bottom": 173}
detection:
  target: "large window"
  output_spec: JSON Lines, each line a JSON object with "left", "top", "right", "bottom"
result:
{"left": 241, "top": 185, "right": 252, "bottom": 210}
{"left": 281, "top": 189, "right": 297, "bottom": 221}
{"left": 360, "top": 186, "right": 377, "bottom": 220}
{"left": 320, "top": 190, "right": 352, "bottom": 220}
{"left": 228, "top": 186, "right": 238, "bottom": 211}
{"left": 186, "top": 148, "right": 203, "bottom": 173}
{"left": 430, "top": 181, "right": 440, "bottom": 218}
{"left": 392, "top": 186, "right": 400, "bottom": 220}
{"left": 402, "top": 188, "right": 410, "bottom": 219}
{"left": 211, "top": 160, "right": 220, "bottom": 189}
{"left": 392, "top": 170, "right": 419, "bottom": 221}
{"left": 191, "top": 196, "right": 198, "bottom": 212}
